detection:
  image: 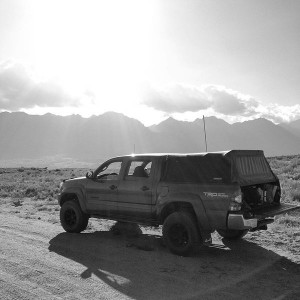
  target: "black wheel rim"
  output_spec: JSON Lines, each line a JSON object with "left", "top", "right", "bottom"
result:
{"left": 65, "top": 209, "right": 77, "bottom": 226}
{"left": 169, "top": 224, "right": 189, "bottom": 247}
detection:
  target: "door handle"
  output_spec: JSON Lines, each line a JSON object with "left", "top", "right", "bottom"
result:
{"left": 109, "top": 185, "right": 117, "bottom": 190}
{"left": 141, "top": 186, "right": 150, "bottom": 191}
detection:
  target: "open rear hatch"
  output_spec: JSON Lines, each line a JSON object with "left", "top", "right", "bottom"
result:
{"left": 226, "top": 150, "right": 300, "bottom": 216}
{"left": 227, "top": 150, "right": 277, "bottom": 186}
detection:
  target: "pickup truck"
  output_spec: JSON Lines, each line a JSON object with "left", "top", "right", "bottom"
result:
{"left": 58, "top": 150, "right": 299, "bottom": 256}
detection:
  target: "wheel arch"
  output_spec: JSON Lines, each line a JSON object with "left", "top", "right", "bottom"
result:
{"left": 160, "top": 201, "right": 197, "bottom": 223}
{"left": 59, "top": 188, "right": 87, "bottom": 213}
{"left": 158, "top": 196, "right": 213, "bottom": 241}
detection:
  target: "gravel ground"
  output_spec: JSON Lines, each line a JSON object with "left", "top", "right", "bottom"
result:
{"left": 0, "top": 212, "right": 299, "bottom": 300}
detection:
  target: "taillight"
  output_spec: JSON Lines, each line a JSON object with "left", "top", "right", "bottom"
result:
{"left": 229, "top": 194, "right": 242, "bottom": 211}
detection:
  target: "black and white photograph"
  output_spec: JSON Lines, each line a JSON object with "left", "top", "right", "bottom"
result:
{"left": 0, "top": 0, "right": 299, "bottom": 299}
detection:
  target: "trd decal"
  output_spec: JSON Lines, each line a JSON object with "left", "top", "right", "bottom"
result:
{"left": 203, "top": 192, "right": 229, "bottom": 198}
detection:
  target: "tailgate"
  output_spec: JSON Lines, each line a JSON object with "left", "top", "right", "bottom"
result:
{"left": 254, "top": 203, "right": 300, "bottom": 218}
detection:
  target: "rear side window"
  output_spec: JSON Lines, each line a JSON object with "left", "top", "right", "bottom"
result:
{"left": 164, "top": 156, "right": 231, "bottom": 183}
{"left": 125, "top": 160, "right": 152, "bottom": 179}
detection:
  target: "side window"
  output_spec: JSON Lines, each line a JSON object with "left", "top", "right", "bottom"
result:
{"left": 126, "top": 160, "right": 152, "bottom": 179}
{"left": 164, "top": 157, "right": 231, "bottom": 183}
{"left": 164, "top": 158, "right": 196, "bottom": 182}
{"left": 96, "top": 161, "right": 122, "bottom": 180}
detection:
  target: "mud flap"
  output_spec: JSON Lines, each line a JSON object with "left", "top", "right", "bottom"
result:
{"left": 201, "top": 231, "right": 212, "bottom": 245}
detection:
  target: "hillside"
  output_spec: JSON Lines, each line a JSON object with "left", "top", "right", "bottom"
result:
{"left": 280, "top": 119, "right": 300, "bottom": 138}
{"left": 0, "top": 112, "right": 300, "bottom": 166}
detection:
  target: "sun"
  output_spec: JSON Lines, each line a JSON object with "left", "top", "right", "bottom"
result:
{"left": 23, "top": 0, "right": 160, "bottom": 115}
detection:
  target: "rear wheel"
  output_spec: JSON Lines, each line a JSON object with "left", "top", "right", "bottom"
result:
{"left": 162, "top": 211, "right": 200, "bottom": 256}
{"left": 217, "top": 229, "right": 248, "bottom": 240}
{"left": 60, "top": 201, "right": 89, "bottom": 233}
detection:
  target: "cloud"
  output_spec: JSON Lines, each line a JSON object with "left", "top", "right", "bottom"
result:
{"left": 141, "top": 83, "right": 259, "bottom": 116}
{"left": 140, "top": 83, "right": 212, "bottom": 113}
{"left": 0, "top": 61, "right": 80, "bottom": 110}
{"left": 140, "top": 83, "right": 300, "bottom": 124}
{"left": 255, "top": 103, "right": 300, "bottom": 123}
{"left": 204, "top": 85, "right": 259, "bottom": 116}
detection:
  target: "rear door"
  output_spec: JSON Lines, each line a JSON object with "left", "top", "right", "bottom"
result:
{"left": 116, "top": 157, "right": 155, "bottom": 220}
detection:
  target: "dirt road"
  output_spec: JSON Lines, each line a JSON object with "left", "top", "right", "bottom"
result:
{"left": 0, "top": 212, "right": 299, "bottom": 300}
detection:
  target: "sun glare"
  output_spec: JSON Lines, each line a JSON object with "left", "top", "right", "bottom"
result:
{"left": 24, "top": 0, "right": 159, "bottom": 115}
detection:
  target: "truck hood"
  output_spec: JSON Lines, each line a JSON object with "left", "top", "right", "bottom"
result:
{"left": 63, "top": 177, "right": 87, "bottom": 186}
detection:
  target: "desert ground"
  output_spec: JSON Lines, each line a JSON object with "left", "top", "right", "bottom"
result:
{"left": 0, "top": 156, "right": 300, "bottom": 299}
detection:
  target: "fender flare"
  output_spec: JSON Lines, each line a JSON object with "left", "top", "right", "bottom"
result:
{"left": 157, "top": 192, "right": 212, "bottom": 233}
{"left": 59, "top": 187, "right": 88, "bottom": 213}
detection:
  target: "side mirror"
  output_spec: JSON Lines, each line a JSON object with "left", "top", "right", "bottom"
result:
{"left": 86, "top": 171, "right": 94, "bottom": 179}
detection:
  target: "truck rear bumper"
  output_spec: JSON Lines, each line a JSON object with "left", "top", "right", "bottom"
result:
{"left": 228, "top": 214, "right": 258, "bottom": 230}
{"left": 227, "top": 204, "right": 300, "bottom": 230}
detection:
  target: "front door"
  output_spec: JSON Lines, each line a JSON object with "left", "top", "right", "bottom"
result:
{"left": 85, "top": 159, "right": 123, "bottom": 217}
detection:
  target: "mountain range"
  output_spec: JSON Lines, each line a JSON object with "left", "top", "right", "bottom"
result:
{"left": 0, "top": 111, "right": 300, "bottom": 166}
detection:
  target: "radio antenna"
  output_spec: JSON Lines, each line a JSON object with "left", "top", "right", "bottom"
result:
{"left": 203, "top": 115, "right": 208, "bottom": 152}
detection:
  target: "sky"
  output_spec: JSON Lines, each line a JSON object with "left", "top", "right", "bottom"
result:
{"left": 0, "top": 0, "right": 300, "bottom": 126}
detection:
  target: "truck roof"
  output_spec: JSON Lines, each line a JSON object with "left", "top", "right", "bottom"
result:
{"left": 115, "top": 150, "right": 265, "bottom": 159}
{"left": 112, "top": 150, "right": 275, "bottom": 186}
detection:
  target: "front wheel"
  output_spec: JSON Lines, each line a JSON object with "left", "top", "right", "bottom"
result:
{"left": 60, "top": 201, "right": 89, "bottom": 233}
{"left": 162, "top": 211, "right": 200, "bottom": 256}
{"left": 217, "top": 229, "right": 248, "bottom": 240}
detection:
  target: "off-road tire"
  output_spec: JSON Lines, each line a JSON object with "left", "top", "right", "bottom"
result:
{"left": 162, "top": 211, "right": 200, "bottom": 256}
{"left": 60, "top": 201, "right": 89, "bottom": 233}
{"left": 217, "top": 229, "right": 248, "bottom": 240}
